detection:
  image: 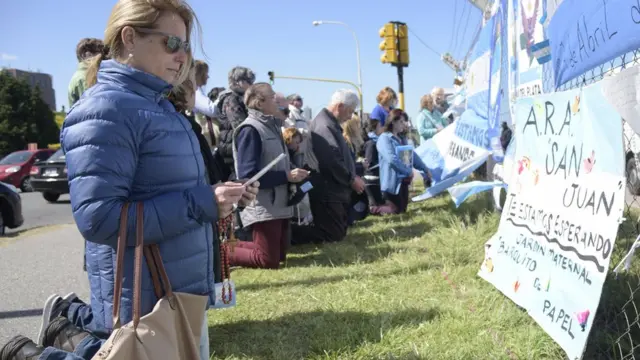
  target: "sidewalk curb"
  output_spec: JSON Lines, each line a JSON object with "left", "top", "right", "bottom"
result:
{"left": 0, "top": 223, "right": 76, "bottom": 247}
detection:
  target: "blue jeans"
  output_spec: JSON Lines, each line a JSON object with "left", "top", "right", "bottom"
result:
{"left": 38, "top": 305, "right": 210, "bottom": 360}
{"left": 38, "top": 336, "right": 103, "bottom": 360}
{"left": 66, "top": 302, "right": 105, "bottom": 338}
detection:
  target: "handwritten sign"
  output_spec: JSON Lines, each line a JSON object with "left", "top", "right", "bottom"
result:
{"left": 479, "top": 82, "right": 625, "bottom": 360}
{"left": 413, "top": 111, "right": 491, "bottom": 201}
{"left": 547, "top": 0, "right": 640, "bottom": 88}
{"left": 601, "top": 65, "right": 640, "bottom": 135}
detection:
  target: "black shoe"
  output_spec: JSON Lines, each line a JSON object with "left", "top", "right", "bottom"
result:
{"left": 38, "top": 292, "right": 81, "bottom": 345}
{"left": 0, "top": 336, "right": 44, "bottom": 360}
{"left": 42, "top": 316, "right": 90, "bottom": 352}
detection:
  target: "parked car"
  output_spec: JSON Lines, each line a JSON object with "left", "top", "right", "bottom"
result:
{"left": 30, "top": 149, "right": 69, "bottom": 203}
{"left": 0, "top": 181, "right": 24, "bottom": 235}
{"left": 0, "top": 149, "right": 55, "bottom": 192}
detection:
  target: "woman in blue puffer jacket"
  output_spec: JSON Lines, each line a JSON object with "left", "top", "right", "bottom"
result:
{"left": 15, "top": 1, "right": 253, "bottom": 360}
{"left": 377, "top": 109, "right": 431, "bottom": 214}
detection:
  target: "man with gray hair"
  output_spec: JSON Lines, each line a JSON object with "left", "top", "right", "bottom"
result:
{"left": 216, "top": 66, "right": 256, "bottom": 180}
{"left": 302, "top": 89, "right": 365, "bottom": 243}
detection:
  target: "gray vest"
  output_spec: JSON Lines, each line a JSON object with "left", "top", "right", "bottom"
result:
{"left": 232, "top": 110, "right": 293, "bottom": 227}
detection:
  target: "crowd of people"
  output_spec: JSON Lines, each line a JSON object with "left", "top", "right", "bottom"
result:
{"left": 0, "top": 1, "right": 457, "bottom": 359}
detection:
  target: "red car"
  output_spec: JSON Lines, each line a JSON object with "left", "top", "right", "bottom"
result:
{"left": 0, "top": 149, "right": 55, "bottom": 192}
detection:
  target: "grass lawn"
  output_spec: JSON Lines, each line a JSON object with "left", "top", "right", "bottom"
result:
{"left": 207, "top": 191, "right": 640, "bottom": 360}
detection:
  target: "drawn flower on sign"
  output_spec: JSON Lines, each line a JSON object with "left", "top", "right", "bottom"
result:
{"left": 533, "top": 101, "right": 543, "bottom": 113}
{"left": 516, "top": 156, "right": 540, "bottom": 191}
{"left": 575, "top": 310, "right": 591, "bottom": 331}
{"left": 583, "top": 150, "right": 596, "bottom": 174}
{"left": 572, "top": 95, "right": 580, "bottom": 115}
{"left": 483, "top": 258, "right": 494, "bottom": 273}
{"left": 517, "top": 157, "right": 530, "bottom": 175}
{"left": 533, "top": 169, "right": 540, "bottom": 185}
{"left": 513, "top": 279, "right": 521, "bottom": 292}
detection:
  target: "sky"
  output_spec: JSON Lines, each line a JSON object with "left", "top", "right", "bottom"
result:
{"left": 0, "top": 0, "right": 482, "bottom": 119}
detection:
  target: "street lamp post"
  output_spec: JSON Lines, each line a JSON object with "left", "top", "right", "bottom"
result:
{"left": 312, "top": 20, "right": 364, "bottom": 117}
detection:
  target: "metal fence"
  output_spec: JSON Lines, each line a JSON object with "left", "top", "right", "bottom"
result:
{"left": 541, "top": 50, "right": 640, "bottom": 359}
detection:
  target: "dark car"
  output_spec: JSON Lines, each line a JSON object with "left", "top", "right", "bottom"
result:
{"left": 30, "top": 149, "right": 69, "bottom": 203}
{"left": 0, "top": 181, "right": 24, "bottom": 235}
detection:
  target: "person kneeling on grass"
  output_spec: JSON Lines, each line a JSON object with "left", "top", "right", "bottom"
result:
{"left": 229, "top": 83, "right": 309, "bottom": 269}
{"left": 377, "top": 109, "right": 431, "bottom": 214}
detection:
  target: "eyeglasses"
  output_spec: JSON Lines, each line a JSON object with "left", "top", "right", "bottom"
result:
{"left": 136, "top": 28, "right": 190, "bottom": 54}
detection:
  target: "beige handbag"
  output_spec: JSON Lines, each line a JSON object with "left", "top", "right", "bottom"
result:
{"left": 93, "top": 202, "right": 209, "bottom": 360}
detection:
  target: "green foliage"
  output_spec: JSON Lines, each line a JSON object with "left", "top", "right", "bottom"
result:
{"left": 54, "top": 112, "right": 65, "bottom": 129}
{"left": 0, "top": 71, "right": 60, "bottom": 156}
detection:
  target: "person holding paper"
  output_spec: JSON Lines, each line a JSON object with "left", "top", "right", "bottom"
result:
{"left": 231, "top": 83, "right": 309, "bottom": 269}
{"left": 378, "top": 109, "right": 431, "bottom": 214}
{"left": 416, "top": 94, "right": 448, "bottom": 142}
{"left": 6, "top": 3, "right": 251, "bottom": 360}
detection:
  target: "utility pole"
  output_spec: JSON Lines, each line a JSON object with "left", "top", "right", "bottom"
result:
{"left": 378, "top": 21, "right": 409, "bottom": 110}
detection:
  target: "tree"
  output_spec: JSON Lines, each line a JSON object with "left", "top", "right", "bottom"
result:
{"left": 0, "top": 71, "right": 59, "bottom": 156}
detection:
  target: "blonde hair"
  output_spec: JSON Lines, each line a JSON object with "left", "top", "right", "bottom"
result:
{"left": 282, "top": 127, "right": 302, "bottom": 145}
{"left": 194, "top": 60, "right": 208, "bottom": 83}
{"left": 342, "top": 113, "right": 364, "bottom": 152}
{"left": 86, "top": 0, "right": 200, "bottom": 88}
{"left": 376, "top": 86, "right": 397, "bottom": 107}
{"left": 420, "top": 94, "right": 434, "bottom": 110}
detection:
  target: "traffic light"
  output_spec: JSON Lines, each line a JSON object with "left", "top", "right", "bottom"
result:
{"left": 268, "top": 71, "right": 274, "bottom": 84}
{"left": 396, "top": 23, "right": 409, "bottom": 66}
{"left": 379, "top": 23, "right": 398, "bottom": 64}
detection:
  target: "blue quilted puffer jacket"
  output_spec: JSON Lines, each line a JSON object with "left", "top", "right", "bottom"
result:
{"left": 61, "top": 60, "right": 218, "bottom": 332}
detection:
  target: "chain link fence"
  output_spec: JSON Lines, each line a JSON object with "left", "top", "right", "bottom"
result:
{"left": 541, "top": 50, "right": 640, "bottom": 359}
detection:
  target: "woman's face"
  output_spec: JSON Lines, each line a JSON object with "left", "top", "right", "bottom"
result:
{"left": 287, "top": 135, "right": 302, "bottom": 152}
{"left": 425, "top": 98, "right": 434, "bottom": 111}
{"left": 128, "top": 12, "right": 189, "bottom": 84}
{"left": 386, "top": 96, "right": 397, "bottom": 109}
{"left": 393, "top": 116, "right": 408, "bottom": 134}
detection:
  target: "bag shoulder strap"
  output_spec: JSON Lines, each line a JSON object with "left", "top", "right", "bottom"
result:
{"left": 112, "top": 202, "right": 149, "bottom": 330}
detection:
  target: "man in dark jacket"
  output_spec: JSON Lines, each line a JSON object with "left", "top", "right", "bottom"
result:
{"left": 216, "top": 66, "right": 256, "bottom": 180}
{"left": 304, "top": 89, "right": 365, "bottom": 243}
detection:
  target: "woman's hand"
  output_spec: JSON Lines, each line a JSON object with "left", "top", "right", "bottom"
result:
{"left": 287, "top": 168, "right": 309, "bottom": 183}
{"left": 212, "top": 182, "right": 246, "bottom": 218}
{"left": 239, "top": 181, "right": 260, "bottom": 207}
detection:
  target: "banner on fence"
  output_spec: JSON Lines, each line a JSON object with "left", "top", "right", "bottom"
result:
{"left": 601, "top": 65, "right": 640, "bottom": 136}
{"left": 412, "top": 111, "right": 491, "bottom": 202}
{"left": 478, "top": 83, "right": 625, "bottom": 360}
{"left": 509, "top": 0, "right": 547, "bottom": 99}
{"left": 547, "top": 0, "right": 640, "bottom": 88}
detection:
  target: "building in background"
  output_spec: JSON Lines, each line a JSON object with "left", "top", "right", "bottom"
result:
{"left": 3, "top": 68, "right": 56, "bottom": 111}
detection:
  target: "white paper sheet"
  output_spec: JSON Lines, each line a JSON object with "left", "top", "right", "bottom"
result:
{"left": 601, "top": 65, "right": 640, "bottom": 135}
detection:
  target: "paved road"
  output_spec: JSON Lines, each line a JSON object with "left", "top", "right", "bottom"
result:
{"left": 0, "top": 225, "right": 89, "bottom": 346}
{"left": 7, "top": 192, "right": 74, "bottom": 234}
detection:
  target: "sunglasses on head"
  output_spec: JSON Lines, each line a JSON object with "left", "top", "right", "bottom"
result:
{"left": 136, "top": 28, "right": 190, "bottom": 54}
{"left": 279, "top": 107, "right": 291, "bottom": 116}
